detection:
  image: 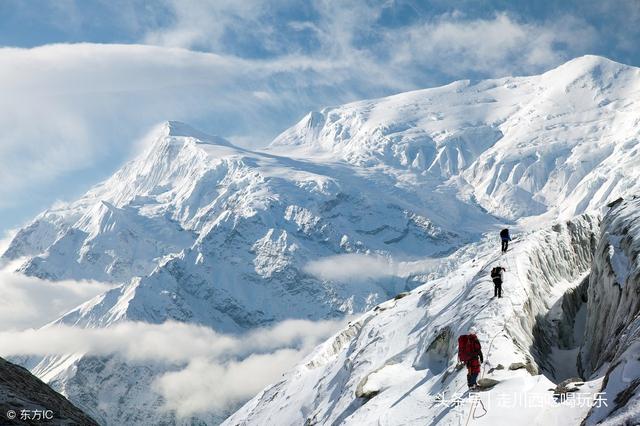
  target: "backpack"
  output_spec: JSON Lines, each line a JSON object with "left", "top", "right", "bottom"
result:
{"left": 458, "top": 334, "right": 481, "bottom": 362}
{"left": 500, "top": 228, "right": 509, "bottom": 239}
{"left": 491, "top": 267, "right": 502, "bottom": 280}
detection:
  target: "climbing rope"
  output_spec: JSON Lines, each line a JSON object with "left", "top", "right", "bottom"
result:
{"left": 472, "top": 398, "right": 488, "bottom": 419}
{"left": 450, "top": 238, "right": 526, "bottom": 424}
{"left": 462, "top": 232, "right": 537, "bottom": 423}
{"left": 463, "top": 302, "right": 513, "bottom": 425}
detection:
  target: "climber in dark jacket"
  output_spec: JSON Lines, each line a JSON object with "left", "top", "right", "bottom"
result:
{"left": 491, "top": 266, "right": 506, "bottom": 298}
{"left": 500, "top": 228, "right": 511, "bottom": 253}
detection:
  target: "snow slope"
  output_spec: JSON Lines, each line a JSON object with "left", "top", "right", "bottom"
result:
{"left": 227, "top": 197, "right": 640, "bottom": 426}
{"left": 3, "top": 55, "right": 640, "bottom": 425}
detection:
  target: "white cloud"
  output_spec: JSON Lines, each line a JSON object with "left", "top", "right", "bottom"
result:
{"left": 0, "top": 266, "right": 114, "bottom": 331}
{"left": 153, "top": 349, "right": 305, "bottom": 415}
{"left": 305, "top": 253, "right": 396, "bottom": 281}
{"left": 0, "top": 318, "right": 345, "bottom": 360}
{"left": 143, "top": 3, "right": 598, "bottom": 81}
{"left": 0, "top": 317, "right": 347, "bottom": 416}
{"left": 381, "top": 12, "right": 598, "bottom": 78}
{"left": 154, "top": 317, "right": 347, "bottom": 415}
{"left": 143, "top": 0, "right": 267, "bottom": 51}
{"left": 304, "top": 253, "right": 440, "bottom": 281}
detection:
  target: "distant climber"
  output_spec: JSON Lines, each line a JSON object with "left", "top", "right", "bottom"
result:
{"left": 491, "top": 266, "right": 506, "bottom": 298}
{"left": 458, "top": 332, "right": 484, "bottom": 390}
{"left": 500, "top": 228, "right": 511, "bottom": 253}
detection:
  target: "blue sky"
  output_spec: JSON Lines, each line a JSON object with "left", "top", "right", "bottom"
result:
{"left": 0, "top": 0, "right": 639, "bottom": 239}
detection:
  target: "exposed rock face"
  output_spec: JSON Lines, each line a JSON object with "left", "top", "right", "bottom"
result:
{"left": 507, "top": 360, "right": 538, "bottom": 375}
{"left": 477, "top": 378, "right": 500, "bottom": 389}
{"left": 0, "top": 357, "right": 98, "bottom": 426}
{"left": 553, "top": 378, "right": 584, "bottom": 395}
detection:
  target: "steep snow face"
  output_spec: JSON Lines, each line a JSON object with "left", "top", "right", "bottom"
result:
{"left": 270, "top": 55, "right": 640, "bottom": 220}
{"left": 224, "top": 216, "right": 601, "bottom": 426}
{"left": 2, "top": 121, "right": 220, "bottom": 282}
{"left": 579, "top": 197, "right": 640, "bottom": 425}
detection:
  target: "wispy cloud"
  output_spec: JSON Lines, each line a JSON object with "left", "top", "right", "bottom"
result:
{"left": 0, "top": 318, "right": 347, "bottom": 415}
{"left": 144, "top": 2, "right": 599, "bottom": 81}
{"left": 304, "top": 253, "right": 440, "bottom": 281}
{"left": 154, "top": 349, "right": 304, "bottom": 415}
{"left": 383, "top": 12, "right": 598, "bottom": 77}
{"left": 0, "top": 318, "right": 346, "bottom": 361}
{"left": 0, "top": 265, "right": 114, "bottom": 331}
{"left": 142, "top": 0, "right": 268, "bottom": 51}
{"left": 304, "top": 253, "right": 396, "bottom": 281}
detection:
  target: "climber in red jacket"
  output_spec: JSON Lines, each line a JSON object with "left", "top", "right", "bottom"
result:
{"left": 458, "top": 332, "right": 484, "bottom": 390}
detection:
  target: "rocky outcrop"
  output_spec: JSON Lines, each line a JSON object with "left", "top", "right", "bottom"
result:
{"left": 0, "top": 357, "right": 98, "bottom": 426}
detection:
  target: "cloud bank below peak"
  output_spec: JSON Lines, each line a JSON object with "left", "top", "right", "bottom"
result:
{"left": 0, "top": 318, "right": 348, "bottom": 416}
{"left": 304, "top": 253, "right": 441, "bottom": 281}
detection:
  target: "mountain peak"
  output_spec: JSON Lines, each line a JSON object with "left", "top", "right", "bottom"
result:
{"left": 164, "top": 120, "right": 204, "bottom": 137}
{"left": 561, "top": 54, "right": 625, "bottom": 69}
{"left": 160, "top": 121, "right": 233, "bottom": 147}
{"left": 541, "top": 54, "right": 637, "bottom": 85}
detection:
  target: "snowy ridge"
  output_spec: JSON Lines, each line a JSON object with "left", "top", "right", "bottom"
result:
{"left": 224, "top": 215, "right": 601, "bottom": 425}
{"left": 228, "top": 196, "right": 640, "bottom": 426}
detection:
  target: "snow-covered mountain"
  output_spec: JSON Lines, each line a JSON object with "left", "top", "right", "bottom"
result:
{"left": 270, "top": 54, "right": 640, "bottom": 221}
{"left": 3, "top": 55, "right": 640, "bottom": 425}
{"left": 5, "top": 121, "right": 484, "bottom": 425}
